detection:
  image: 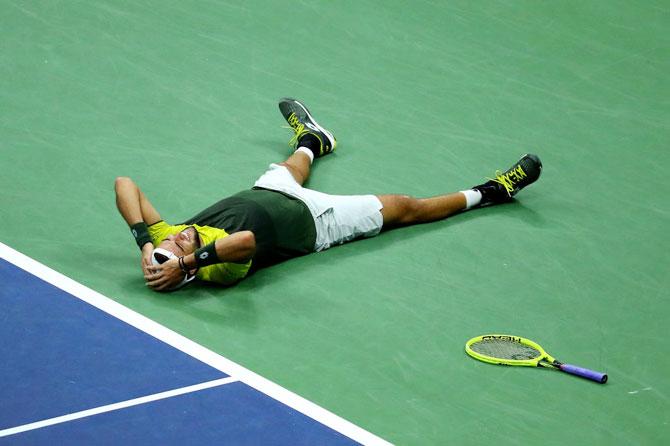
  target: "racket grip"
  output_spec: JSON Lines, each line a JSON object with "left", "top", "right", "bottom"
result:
{"left": 560, "top": 364, "right": 608, "bottom": 383}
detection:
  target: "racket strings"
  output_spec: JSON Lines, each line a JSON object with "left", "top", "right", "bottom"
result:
{"left": 470, "top": 339, "right": 541, "bottom": 361}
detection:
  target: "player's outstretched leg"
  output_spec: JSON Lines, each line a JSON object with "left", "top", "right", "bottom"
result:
{"left": 378, "top": 154, "right": 542, "bottom": 227}
{"left": 277, "top": 98, "right": 337, "bottom": 185}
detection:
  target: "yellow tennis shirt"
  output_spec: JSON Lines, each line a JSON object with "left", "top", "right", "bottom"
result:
{"left": 148, "top": 221, "right": 251, "bottom": 285}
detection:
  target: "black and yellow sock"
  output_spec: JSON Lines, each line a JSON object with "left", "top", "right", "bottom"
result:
{"left": 297, "top": 133, "right": 321, "bottom": 158}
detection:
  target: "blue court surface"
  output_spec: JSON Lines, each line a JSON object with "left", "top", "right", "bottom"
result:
{"left": 0, "top": 244, "right": 390, "bottom": 445}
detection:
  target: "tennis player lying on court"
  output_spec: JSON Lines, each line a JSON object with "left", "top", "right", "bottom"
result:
{"left": 115, "top": 98, "right": 542, "bottom": 291}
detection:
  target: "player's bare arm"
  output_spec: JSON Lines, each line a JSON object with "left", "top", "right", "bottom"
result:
{"left": 114, "top": 177, "right": 162, "bottom": 227}
{"left": 115, "top": 176, "right": 163, "bottom": 276}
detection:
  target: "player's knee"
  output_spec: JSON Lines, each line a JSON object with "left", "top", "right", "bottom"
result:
{"left": 277, "top": 162, "right": 305, "bottom": 185}
{"left": 402, "top": 196, "right": 422, "bottom": 222}
{"left": 380, "top": 194, "right": 421, "bottom": 226}
{"left": 393, "top": 195, "right": 421, "bottom": 223}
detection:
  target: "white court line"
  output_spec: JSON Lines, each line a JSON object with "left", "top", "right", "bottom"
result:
{"left": 0, "top": 377, "right": 237, "bottom": 438}
{"left": 0, "top": 242, "right": 392, "bottom": 446}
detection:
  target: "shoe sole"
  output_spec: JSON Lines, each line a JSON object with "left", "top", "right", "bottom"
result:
{"left": 519, "top": 153, "right": 542, "bottom": 181}
{"left": 506, "top": 153, "right": 542, "bottom": 196}
{"left": 279, "top": 98, "right": 337, "bottom": 150}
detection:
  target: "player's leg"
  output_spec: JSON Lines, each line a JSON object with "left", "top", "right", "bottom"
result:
{"left": 378, "top": 193, "right": 467, "bottom": 226}
{"left": 277, "top": 98, "right": 337, "bottom": 185}
{"left": 279, "top": 151, "right": 313, "bottom": 186}
{"left": 379, "top": 154, "right": 543, "bottom": 227}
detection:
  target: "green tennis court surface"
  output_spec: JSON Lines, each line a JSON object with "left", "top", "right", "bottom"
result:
{"left": 2, "top": 1, "right": 668, "bottom": 444}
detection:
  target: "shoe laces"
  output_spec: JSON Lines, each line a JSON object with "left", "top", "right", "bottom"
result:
{"left": 488, "top": 164, "right": 527, "bottom": 195}
{"left": 283, "top": 112, "right": 308, "bottom": 147}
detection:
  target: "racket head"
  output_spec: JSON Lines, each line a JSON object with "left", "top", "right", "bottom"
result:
{"left": 465, "top": 334, "right": 553, "bottom": 367}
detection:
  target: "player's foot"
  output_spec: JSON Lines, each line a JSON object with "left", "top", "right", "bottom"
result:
{"left": 279, "top": 98, "right": 337, "bottom": 157}
{"left": 474, "top": 154, "right": 542, "bottom": 205}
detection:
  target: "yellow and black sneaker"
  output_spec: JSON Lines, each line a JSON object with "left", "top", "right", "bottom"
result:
{"left": 279, "top": 98, "right": 337, "bottom": 158}
{"left": 474, "top": 154, "right": 542, "bottom": 205}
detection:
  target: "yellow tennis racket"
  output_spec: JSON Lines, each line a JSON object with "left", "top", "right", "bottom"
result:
{"left": 465, "top": 334, "right": 607, "bottom": 384}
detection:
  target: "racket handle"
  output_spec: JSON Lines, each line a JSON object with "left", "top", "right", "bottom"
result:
{"left": 560, "top": 364, "right": 608, "bottom": 384}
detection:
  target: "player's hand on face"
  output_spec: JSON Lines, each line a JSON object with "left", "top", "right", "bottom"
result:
{"left": 140, "top": 243, "right": 154, "bottom": 277}
{"left": 144, "top": 257, "right": 184, "bottom": 291}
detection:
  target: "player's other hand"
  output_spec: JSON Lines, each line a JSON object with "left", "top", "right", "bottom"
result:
{"left": 144, "top": 257, "right": 184, "bottom": 291}
{"left": 140, "top": 243, "right": 154, "bottom": 277}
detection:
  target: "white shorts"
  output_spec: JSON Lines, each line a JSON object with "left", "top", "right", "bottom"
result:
{"left": 254, "top": 164, "right": 384, "bottom": 252}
